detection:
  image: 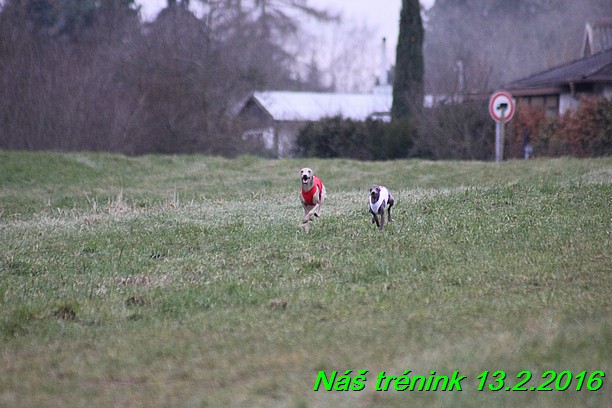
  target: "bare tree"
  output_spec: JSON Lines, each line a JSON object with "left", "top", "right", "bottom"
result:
{"left": 0, "top": 0, "right": 337, "bottom": 154}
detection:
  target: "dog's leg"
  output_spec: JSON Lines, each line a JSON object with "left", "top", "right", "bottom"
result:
{"left": 379, "top": 207, "right": 385, "bottom": 230}
{"left": 303, "top": 204, "right": 319, "bottom": 223}
{"left": 300, "top": 201, "right": 311, "bottom": 231}
{"left": 387, "top": 200, "right": 394, "bottom": 223}
{"left": 308, "top": 203, "right": 320, "bottom": 220}
{"left": 314, "top": 185, "right": 326, "bottom": 217}
{"left": 300, "top": 212, "right": 310, "bottom": 232}
{"left": 313, "top": 200, "right": 321, "bottom": 217}
{"left": 371, "top": 211, "right": 380, "bottom": 228}
{"left": 301, "top": 203, "right": 319, "bottom": 232}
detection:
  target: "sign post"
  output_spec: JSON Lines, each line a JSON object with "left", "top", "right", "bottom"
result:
{"left": 489, "top": 91, "right": 515, "bottom": 163}
{"left": 495, "top": 106, "right": 506, "bottom": 163}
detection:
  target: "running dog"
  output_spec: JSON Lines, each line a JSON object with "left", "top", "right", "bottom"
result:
{"left": 369, "top": 185, "right": 394, "bottom": 230}
{"left": 299, "top": 167, "right": 326, "bottom": 232}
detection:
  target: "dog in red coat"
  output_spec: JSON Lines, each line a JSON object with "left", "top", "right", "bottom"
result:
{"left": 299, "top": 167, "right": 326, "bottom": 232}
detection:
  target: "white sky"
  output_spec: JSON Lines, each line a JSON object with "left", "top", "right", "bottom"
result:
{"left": 307, "top": 0, "right": 434, "bottom": 57}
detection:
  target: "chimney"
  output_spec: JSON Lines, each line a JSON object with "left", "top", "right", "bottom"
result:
{"left": 373, "top": 37, "right": 392, "bottom": 95}
{"left": 380, "top": 37, "right": 388, "bottom": 86}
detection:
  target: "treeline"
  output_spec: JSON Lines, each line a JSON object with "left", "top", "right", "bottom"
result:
{"left": 294, "top": 101, "right": 492, "bottom": 161}
{"left": 295, "top": 97, "right": 611, "bottom": 161}
{"left": 0, "top": 0, "right": 330, "bottom": 155}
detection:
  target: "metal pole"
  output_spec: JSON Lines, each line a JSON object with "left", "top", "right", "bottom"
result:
{"left": 495, "top": 122, "right": 500, "bottom": 163}
{"left": 495, "top": 107, "right": 506, "bottom": 163}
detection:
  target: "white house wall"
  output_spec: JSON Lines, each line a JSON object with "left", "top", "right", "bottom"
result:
{"left": 242, "top": 127, "right": 275, "bottom": 150}
{"left": 559, "top": 87, "right": 612, "bottom": 115}
{"left": 559, "top": 93, "right": 580, "bottom": 114}
{"left": 276, "top": 123, "right": 303, "bottom": 158}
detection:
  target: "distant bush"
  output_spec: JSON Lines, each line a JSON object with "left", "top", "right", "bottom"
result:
{"left": 508, "top": 97, "right": 611, "bottom": 158}
{"left": 415, "top": 100, "right": 492, "bottom": 160}
{"left": 294, "top": 116, "right": 414, "bottom": 160}
{"left": 294, "top": 116, "right": 370, "bottom": 159}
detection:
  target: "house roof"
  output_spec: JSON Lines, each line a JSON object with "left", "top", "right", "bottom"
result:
{"left": 582, "top": 19, "right": 612, "bottom": 57}
{"left": 247, "top": 91, "right": 393, "bottom": 122}
{"left": 506, "top": 49, "right": 612, "bottom": 94}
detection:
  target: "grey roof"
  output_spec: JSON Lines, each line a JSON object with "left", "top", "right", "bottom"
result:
{"left": 246, "top": 91, "right": 393, "bottom": 122}
{"left": 506, "top": 49, "right": 612, "bottom": 91}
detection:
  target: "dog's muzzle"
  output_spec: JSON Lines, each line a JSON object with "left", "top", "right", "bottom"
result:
{"left": 302, "top": 175, "right": 309, "bottom": 182}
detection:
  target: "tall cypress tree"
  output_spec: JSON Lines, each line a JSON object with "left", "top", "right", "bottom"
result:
{"left": 392, "top": 0, "right": 424, "bottom": 121}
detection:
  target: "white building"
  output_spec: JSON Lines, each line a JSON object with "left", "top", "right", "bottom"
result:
{"left": 236, "top": 91, "right": 393, "bottom": 157}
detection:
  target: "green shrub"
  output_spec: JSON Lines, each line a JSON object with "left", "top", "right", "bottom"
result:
{"left": 294, "top": 116, "right": 415, "bottom": 160}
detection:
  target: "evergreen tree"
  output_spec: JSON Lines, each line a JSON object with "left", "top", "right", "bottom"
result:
{"left": 392, "top": 0, "right": 424, "bottom": 121}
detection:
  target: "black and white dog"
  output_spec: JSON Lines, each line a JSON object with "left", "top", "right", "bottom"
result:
{"left": 369, "top": 185, "right": 394, "bottom": 230}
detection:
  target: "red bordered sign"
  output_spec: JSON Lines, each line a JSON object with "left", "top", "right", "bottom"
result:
{"left": 489, "top": 91, "right": 515, "bottom": 122}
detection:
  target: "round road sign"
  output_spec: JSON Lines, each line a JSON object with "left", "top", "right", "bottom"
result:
{"left": 489, "top": 91, "right": 515, "bottom": 122}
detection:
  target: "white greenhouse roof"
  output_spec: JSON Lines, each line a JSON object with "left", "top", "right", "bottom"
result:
{"left": 252, "top": 91, "right": 393, "bottom": 122}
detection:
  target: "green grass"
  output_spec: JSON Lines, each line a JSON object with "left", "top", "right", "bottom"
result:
{"left": 0, "top": 152, "right": 610, "bottom": 407}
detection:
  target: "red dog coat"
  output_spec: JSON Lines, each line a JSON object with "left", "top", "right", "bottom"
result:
{"left": 302, "top": 176, "right": 323, "bottom": 206}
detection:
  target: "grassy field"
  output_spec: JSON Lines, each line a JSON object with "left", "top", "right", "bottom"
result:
{"left": 0, "top": 151, "right": 610, "bottom": 407}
